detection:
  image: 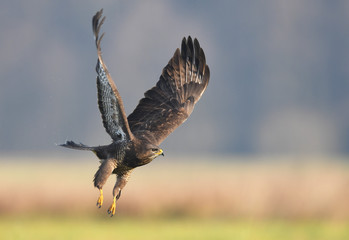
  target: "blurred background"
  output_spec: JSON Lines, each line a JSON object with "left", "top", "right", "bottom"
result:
{"left": 1, "top": 0, "right": 349, "bottom": 239}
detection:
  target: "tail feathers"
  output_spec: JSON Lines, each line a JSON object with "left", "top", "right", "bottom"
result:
{"left": 59, "top": 140, "right": 95, "bottom": 151}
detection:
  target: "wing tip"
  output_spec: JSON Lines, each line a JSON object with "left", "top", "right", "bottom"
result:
{"left": 180, "top": 36, "right": 209, "bottom": 84}
{"left": 92, "top": 9, "right": 106, "bottom": 51}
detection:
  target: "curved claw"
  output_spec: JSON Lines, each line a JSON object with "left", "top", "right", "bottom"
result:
{"left": 96, "top": 189, "right": 103, "bottom": 208}
{"left": 107, "top": 196, "right": 116, "bottom": 217}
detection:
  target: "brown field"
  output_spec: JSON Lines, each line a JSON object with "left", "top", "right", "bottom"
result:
{"left": 1, "top": 154, "right": 349, "bottom": 219}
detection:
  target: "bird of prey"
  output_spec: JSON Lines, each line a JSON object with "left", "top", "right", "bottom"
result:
{"left": 60, "top": 9, "right": 210, "bottom": 216}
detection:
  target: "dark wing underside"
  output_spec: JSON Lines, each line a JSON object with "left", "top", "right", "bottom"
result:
{"left": 92, "top": 9, "right": 133, "bottom": 142}
{"left": 127, "top": 37, "right": 210, "bottom": 145}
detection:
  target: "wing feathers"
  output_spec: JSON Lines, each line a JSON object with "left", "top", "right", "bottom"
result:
{"left": 128, "top": 36, "right": 209, "bottom": 145}
{"left": 187, "top": 36, "right": 194, "bottom": 83}
{"left": 92, "top": 9, "right": 134, "bottom": 141}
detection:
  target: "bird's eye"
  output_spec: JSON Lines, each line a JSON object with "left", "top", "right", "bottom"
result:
{"left": 151, "top": 148, "right": 158, "bottom": 152}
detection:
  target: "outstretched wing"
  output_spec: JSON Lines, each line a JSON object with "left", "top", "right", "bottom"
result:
{"left": 127, "top": 36, "right": 210, "bottom": 145}
{"left": 92, "top": 9, "right": 134, "bottom": 142}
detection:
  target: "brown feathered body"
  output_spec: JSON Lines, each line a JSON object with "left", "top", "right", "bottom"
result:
{"left": 60, "top": 9, "right": 210, "bottom": 215}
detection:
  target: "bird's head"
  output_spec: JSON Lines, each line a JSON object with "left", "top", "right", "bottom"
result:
{"left": 135, "top": 142, "right": 164, "bottom": 164}
{"left": 149, "top": 146, "right": 164, "bottom": 159}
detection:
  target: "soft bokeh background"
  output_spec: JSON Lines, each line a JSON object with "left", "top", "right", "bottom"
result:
{"left": 1, "top": 0, "right": 349, "bottom": 239}
{"left": 1, "top": 0, "right": 349, "bottom": 154}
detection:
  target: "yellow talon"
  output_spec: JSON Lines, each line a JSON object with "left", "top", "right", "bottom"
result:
{"left": 96, "top": 189, "right": 103, "bottom": 208}
{"left": 108, "top": 196, "right": 116, "bottom": 217}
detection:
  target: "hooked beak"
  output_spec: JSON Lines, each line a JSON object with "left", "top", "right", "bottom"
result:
{"left": 158, "top": 148, "right": 164, "bottom": 157}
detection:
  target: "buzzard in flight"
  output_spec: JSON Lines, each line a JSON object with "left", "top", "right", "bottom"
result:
{"left": 60, "top": 9, "right": 210, "bottom": 216}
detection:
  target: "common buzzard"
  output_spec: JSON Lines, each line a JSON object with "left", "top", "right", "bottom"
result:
{"left": 60, "top": 9, "right": 210, "bottom": 216}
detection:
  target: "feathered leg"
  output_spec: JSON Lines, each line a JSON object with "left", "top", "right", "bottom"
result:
{"left": 93, "top": 159, "right": 117, "bottom": 208}
{"left": 108, "top": 170, "right": 133, "bottom": 216}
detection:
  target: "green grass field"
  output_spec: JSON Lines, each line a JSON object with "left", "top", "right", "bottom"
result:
{"left": 1, "top": 216, "right": 349, "bottom": 240}
{"left": 1, "top": 155, "right": 349, "bottom": 239}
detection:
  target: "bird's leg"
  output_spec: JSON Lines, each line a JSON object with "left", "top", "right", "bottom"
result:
{"left": 107, "top": 182, "right": 124, "bottom": 217}
{"left": 108, "top": 192, "right": 118, "bottom": 217}
{"left": 116, "top": 189, "right": 122, "bottom": 199}
{"left": 94, "top": 159, "right": 117, "bottom": 208}
{"left": 107, "top": 171, "right": 132, "bottom": 217}
{"left": 96, "top": 188, "right": 103, "bottom": 208}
